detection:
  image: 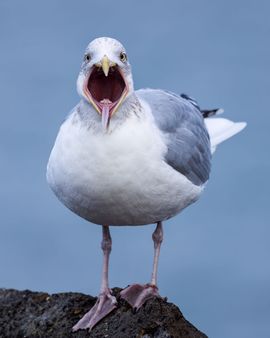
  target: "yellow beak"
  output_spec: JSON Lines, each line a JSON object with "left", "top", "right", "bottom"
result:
{"left": 101, "top": 55, "right": 113, "bottom": 77}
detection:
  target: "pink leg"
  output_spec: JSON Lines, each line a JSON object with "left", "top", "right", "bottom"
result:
{"left": 72, "top": 225, "right": 117, "bottom": 332}
{"left": 151, "top": 221, "right": 163, "bottom": 286}
{"left": 120, "top": 222, "right": 163, "bottom": 309}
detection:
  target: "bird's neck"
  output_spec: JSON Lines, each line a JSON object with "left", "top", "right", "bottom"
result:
{"left": 78, "top": 92, "right": 143, "bottom": 132}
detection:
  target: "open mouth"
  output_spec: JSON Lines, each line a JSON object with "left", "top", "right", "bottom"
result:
{"left": 84, "top": 65, "right": 128, "bottom": 128}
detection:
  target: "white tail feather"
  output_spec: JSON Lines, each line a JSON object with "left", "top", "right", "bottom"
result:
{"left": 204, "top": 117, "right": 247, "bottom": 154}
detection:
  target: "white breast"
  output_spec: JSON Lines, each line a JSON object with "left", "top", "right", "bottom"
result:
{"left": 47, "top": 106, "right": 202, "bottom": 226}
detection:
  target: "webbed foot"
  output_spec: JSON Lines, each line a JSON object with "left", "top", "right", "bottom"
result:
{"left": 120, "top": 283, "right": 160, "bottom": 310}
{"left": 72, "top": 290, "right": 117, "bottom": 331}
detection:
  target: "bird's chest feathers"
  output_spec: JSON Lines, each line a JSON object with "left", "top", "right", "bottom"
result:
{"left": 48, "top": 113, "right": 202, "bottom": 225}
{"left": 51, "top": 114, "right": 167, "bottom": 192}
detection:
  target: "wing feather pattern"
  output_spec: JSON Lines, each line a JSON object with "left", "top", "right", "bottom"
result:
{"left": 136, "top": 89, "right": 211, "bottom": 186}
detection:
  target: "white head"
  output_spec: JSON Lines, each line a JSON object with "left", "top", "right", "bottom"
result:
{"left": 77, "top": 37, "right": 134, "bottom": 129}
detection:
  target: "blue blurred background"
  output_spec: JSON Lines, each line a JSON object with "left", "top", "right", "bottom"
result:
{"left": 0, "top": 1, "right": 269, "bottom": 337}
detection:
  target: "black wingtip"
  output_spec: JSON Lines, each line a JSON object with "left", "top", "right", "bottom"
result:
{"left": 201, "top": 108, "right": 221, "bottom": 118}
{"left": 180, "top": 93, "right": 201, "bottom": 111}
{"left": 180, "top": 93, "right": 223, "bottom": 118}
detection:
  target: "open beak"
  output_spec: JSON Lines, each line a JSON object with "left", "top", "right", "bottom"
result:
{"left": 83, "top": 55, "right": 129, "bottom": 130}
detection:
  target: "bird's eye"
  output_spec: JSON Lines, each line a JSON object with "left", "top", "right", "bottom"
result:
{"left": 84, "top": 53, "right": 91, "bottom": 62}
{"left": 120, "top": 52, "right": 127, "bottom": 62}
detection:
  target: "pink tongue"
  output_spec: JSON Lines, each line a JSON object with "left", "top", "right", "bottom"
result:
{"left": 100, "top": 99, "right": 111, "bottom": 130}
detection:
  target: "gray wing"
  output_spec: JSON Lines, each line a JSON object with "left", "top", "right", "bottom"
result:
{"left": 136, "top": 89, "right": 211, "bottom": 186}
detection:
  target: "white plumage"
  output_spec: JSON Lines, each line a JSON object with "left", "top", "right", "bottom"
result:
{"left": 47, "top": 99, "right": 202, "bottom": 226}
{"left": 47, "top": 37, "right": 246, "bottom": 332}
{"left": 205, "top": 117, "right": 247, "bottom": 153}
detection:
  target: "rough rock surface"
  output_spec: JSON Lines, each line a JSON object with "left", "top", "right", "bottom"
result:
{"left": 0, "top": 288, "right": 207, "bottom": 338}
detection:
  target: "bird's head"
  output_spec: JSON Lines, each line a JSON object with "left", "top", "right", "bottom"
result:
{"left": 77, "top": 37, "right": 133, "bottom": 129}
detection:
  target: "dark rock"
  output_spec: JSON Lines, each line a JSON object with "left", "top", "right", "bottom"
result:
{"left": 0, "top": 288, "right": 207, "bottom": 338}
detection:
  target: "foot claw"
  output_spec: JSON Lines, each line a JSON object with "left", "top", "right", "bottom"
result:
{"left": 72, "top": 291, "right": 117, "bottom": 332}
{"left": 120, "top": 283, "right": 160, "bottom": 310}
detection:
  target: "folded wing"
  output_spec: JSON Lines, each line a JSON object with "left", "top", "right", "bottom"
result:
{"left": 136, "top": 89, "right": 212, "bottom": 186}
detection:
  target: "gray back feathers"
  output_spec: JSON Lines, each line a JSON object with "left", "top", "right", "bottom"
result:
{"left": 136, "top": 89, "right": 211, "bottom": 186}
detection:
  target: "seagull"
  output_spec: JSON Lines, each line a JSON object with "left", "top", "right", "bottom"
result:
{"left": 47, "top": 37, "right": 246, "bottom": 331}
